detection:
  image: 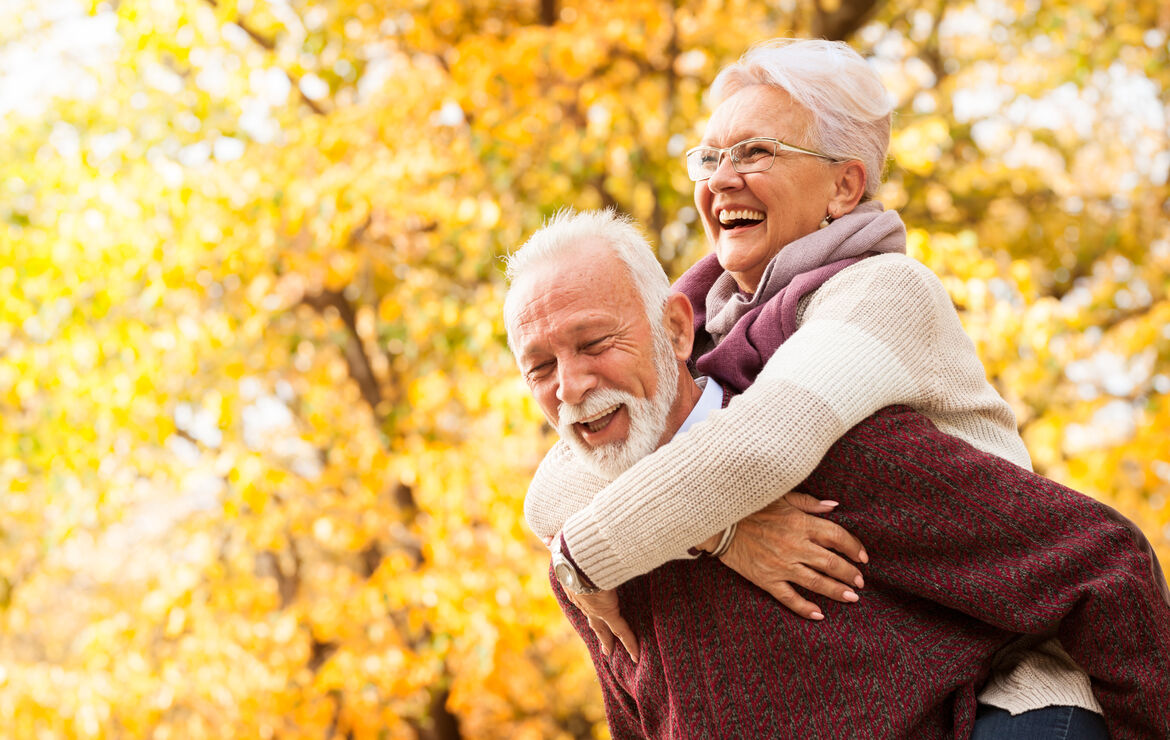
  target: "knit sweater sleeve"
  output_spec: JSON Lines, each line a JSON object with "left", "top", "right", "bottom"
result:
{"left": 547, "top": 254, "right": 1022, "bottom": 589}
{"left": 524, "top": 440, "right": 611, "bottom": 542}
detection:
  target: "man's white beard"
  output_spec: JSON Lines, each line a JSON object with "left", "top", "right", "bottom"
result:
{"left": 556, "top": 325, "right": 680, "bottom": 481}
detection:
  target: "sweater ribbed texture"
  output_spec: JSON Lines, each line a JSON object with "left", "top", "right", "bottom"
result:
{"left": 531, "top": 254, "right": 1032, "bottom": 585}
{"left": 549, "top": 407, "right": 1170, "bottom": 738}
{"left": 525, "top": 253, "right": 1107, "bottom": 717}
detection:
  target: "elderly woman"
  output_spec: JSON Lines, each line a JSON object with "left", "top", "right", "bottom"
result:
{"left": 524, "top": 40, "right": 1112, "bottom": 737}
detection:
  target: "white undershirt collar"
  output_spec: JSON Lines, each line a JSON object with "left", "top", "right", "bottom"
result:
{"left": 673, "top": 377, "right": 723, "bottom": 440}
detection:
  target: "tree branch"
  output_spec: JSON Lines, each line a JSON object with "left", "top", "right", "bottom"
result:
{"left": 590, "top": 174, "right": 620, "bottom": 211}
{"left": 203, "top": 0, "right": 274, "bottom": 50}
{"left": 540, "top": 0, "right": 558, "bottom": 26}
{"left": 301, "top": 289, "right": 385, "bottom": 421}
{"left": 812, "top": 0, "right": 883, "bottom": 41}
{"left": 407, "top": 684, "right": 462, "bottom": 740}
{"left": 257, "top": 545, "right": 300, "bottom": 609}
{"left": 201, "top": 0, "right": 328, "bottom": 116}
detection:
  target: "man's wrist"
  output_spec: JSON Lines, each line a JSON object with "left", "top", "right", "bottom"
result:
{"left": 551, "top": 533, "right": 600, "bottom": 594}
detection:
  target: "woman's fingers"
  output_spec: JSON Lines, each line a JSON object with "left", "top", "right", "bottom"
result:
{"left": 605, "top": 613, "right": 640, "bottom": 663}
{"left": 716, "top": 496, "right": 873, "bottom": 618}
{"left": 791, "top": 562, "right": 862, "bottom": 603}
{"left": 763, "top": 580, "right": 825, "bottom": 621}
{"left": 808, "top": 545, "right": 865, "bottom": 590}
{"left": 809, "top": 516, "right": 869, "bottom": 565}
{"left": 785, "top": 491, "right": 839, "bottom": 514}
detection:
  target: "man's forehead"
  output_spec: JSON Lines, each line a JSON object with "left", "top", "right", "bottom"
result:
{"left": 514, "top": 294, "right": 627, "bottom": 344}
{"left": 518, "top": 248, "right": 635, "bottom": 304}
{"left": 513, "top": 284, "right": 636, "bottom": 356}
{"left": 539, "top": 240, "right": 621, "bottom": 279}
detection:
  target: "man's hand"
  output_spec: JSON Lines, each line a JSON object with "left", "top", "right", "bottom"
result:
{"left": 564, "top": 588, "right": 639, "bottom": 663}
{"left": 718, "top": 492, "right": 869, "bottom": 620}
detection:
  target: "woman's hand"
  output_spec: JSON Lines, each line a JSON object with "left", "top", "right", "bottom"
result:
{"left": 564, "top": 589, "right": 639, "bottom": 663}
{"left": 717, "top": 492, "right": 868, "bottom": 620}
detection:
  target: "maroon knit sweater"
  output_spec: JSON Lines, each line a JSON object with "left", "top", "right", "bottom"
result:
{"left": 553, "top": 406, "right": 1170, "bottom": 738}
{"left": 551, "top": 259, "right": 1170, "bottom": 738}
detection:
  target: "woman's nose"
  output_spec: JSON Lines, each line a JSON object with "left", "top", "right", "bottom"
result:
{"left": 705, "top": 153, "right": 743, "bottom": 192}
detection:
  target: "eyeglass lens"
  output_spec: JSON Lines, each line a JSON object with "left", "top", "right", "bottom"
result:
{"left": 687, "top": 139, "right": 777, "bottom": 180}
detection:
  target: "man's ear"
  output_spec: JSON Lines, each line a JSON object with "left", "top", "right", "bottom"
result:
{"left": 662, "top": 292, "right": 695, "bottom": 362}
{"left": 828, "top": 159, "right": 867, "bottom": 217}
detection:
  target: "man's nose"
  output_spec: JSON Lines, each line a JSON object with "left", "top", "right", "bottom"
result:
{"left": 555, "top": 357, "right": 596, "bottom": 406}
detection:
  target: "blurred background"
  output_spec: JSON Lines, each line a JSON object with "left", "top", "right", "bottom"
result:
{"left": 1, "top": 0, "right": 1168, "bottom": 737}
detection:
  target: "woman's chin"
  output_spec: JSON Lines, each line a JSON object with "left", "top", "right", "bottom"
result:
{"left": 716, "top": 242, "right": 773, "bottom": 291}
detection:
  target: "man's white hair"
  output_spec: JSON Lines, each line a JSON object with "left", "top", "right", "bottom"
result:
{"left": 503, "top": 208, "right": 672, "bottom": 354}
{"left": 710, "top": 38, "right": 893, "bottom": 199}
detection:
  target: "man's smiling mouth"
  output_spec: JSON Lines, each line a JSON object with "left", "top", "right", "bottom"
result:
{"left": 577, "top": 404, "right": 621, "bottom": 434}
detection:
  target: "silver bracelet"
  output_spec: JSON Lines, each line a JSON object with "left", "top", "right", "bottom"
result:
{"left": 710, "top": 522, "right": 737, "bottom": 558}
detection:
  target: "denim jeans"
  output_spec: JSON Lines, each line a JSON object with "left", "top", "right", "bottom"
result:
{"left": 971, "top": 704, "right": 1109, "bottom": 740}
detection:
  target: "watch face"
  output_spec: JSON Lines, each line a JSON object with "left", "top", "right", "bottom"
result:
{"left": 554, "top": 561, "right": 575, "bottom": 590}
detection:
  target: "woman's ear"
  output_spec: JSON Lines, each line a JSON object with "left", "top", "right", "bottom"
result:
{"left": 662, "top": 292, "right": 695, "bottom": 362}
{"left": 829, "top": 159, "right": 867, "bottom": 217}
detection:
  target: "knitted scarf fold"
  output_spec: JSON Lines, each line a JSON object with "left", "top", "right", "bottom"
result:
{"left": 673, "top": 201, "right": 907, "bottom": 392}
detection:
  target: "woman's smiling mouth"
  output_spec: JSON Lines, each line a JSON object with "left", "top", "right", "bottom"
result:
{"left": 718, "top": 208, "right": 765, "bottom": 230}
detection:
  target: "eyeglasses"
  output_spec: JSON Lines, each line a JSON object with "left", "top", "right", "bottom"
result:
{"left": 684, "top": 137, "right": 841, "bottom": 182}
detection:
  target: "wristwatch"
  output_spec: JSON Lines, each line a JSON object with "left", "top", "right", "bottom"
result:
{"left": 551, "top": 540, "right": 600, "bottom": 594}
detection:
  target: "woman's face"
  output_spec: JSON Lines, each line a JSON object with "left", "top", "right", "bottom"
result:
{"left": 694, "top": 85, "right": 843, "bottom": 293}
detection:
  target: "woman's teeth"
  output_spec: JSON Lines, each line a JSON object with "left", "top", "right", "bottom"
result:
{"left": 719, "top": 208, "right": 765, "bottom": 225}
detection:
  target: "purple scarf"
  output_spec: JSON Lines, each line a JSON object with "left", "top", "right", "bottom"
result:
{"left": 674, "top": 202, "right": 906, "bottom": 392}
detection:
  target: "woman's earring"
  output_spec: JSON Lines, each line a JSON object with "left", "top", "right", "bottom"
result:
{"left": 819, "top": 213, "right": 835, "bottom": 229}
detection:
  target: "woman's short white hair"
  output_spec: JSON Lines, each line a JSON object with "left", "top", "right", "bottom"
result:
{"left": 710, "top": 38, "right": 893, "bottom": 199}
{"left": 503, "top": 208, "right": 672, "bottom": 354}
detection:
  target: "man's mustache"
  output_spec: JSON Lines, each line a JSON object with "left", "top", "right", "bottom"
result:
{"left": 557, "top": 388, "right": 634, "bottom": 427}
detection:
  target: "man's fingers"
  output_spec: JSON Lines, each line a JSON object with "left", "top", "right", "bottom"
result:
{"left": 587, "top": 615, "right": 616, "bottom": 657}
{"left": 572, "top": 589, "right": 638, "bottom": 662}
{"left": 608, "top": 615, "right": 640, "bottom": 663}
{"left": 810, "top": 518, "right": 869, "bottom": 564}
{"left": 767, "top": 580, "right": 825, "bottom": 620}
{"left": 587, "top": 614, "right": 639, "bottom": 663}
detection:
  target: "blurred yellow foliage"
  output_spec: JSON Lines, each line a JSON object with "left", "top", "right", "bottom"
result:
{"left": 1, "top": 0, "right": 1169, "bottom": 738}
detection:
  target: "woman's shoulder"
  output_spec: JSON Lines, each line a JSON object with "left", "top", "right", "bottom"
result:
{"left": 839, "top": 251, "right": 941, "bottom": 283}
{"left": 812, "top": 252, "right": 951, "bottom": 310}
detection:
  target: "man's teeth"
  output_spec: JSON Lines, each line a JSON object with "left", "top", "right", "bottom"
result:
{"left": 580, "top": 405, "right": 620, "bottom": 432}
{"left": 719, "top": 209, "right": 765, "bottom": 225}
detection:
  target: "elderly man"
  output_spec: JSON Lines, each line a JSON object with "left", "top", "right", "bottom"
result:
{"left": 503, "top": 210, "right": 1170, "bottom": 738}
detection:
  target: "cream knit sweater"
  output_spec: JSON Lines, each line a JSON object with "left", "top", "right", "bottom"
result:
{"left": 524, "top": 253, "right": 1101, "bottom": 716}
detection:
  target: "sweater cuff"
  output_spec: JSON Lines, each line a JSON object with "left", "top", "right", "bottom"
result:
{"left": 561, "top": 509, "right": 640, "bottom": 590}
{"left": 557, "top": 533, "right": 598, "bottom": 591}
